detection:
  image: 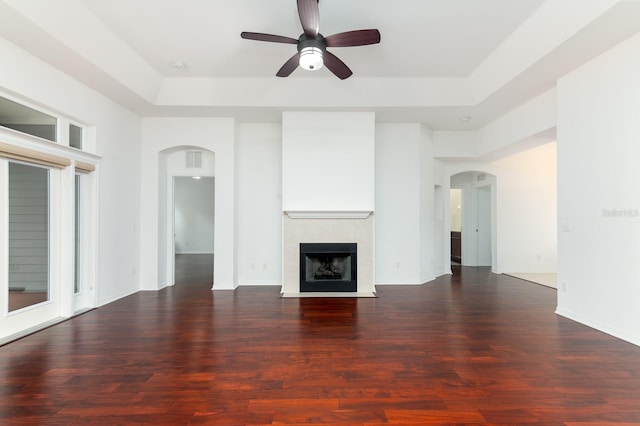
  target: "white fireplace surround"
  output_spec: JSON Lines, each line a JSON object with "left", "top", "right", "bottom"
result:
{"left": 281, "top": 211, "right": 376, "bottom": 297}
{"left": 281, "top": 112, "right": 376, "bottom": 297}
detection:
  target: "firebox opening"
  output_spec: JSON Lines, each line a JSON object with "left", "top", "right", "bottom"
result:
{"left": 300, "top": 243, "right": 357, "bottom": 292}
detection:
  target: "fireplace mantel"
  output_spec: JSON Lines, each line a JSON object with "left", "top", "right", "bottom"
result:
{"left": 284, "top": 211, "right": 372, "bottom": 220}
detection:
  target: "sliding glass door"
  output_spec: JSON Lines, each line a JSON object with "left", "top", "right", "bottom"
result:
{"left": 73, "top": 171, "right": 94, "bottom": 312}
{"left": 7, "top": 162, "right": 50, "bottom": 312}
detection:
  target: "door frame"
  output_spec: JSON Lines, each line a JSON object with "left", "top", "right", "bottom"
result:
{"left": 169, "top": 175, "right": 215, "bottom": 286}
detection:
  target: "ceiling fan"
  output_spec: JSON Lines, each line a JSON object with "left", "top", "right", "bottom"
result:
{"left": 240, "top": 0, "right": 381, "bottom": 80}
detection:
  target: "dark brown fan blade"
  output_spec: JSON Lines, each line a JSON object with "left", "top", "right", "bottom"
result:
{"left": 276, "top": 52, "right": 301, "bottom": 77}
{"left": 323, "top": 51, "right": 352, "bottom": 80}
{"left": 325, "top": 29, "right": 381, "bottom": 47}
{"left": 297, "top": 0, "right": 319, "bottom": 37}
{"left": 241, "top": 32, "right": 298, "bottom": 44}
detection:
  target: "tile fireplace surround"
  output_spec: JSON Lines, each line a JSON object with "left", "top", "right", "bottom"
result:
{"left": 281, "top": 211, "right": 375, "bottom": 297}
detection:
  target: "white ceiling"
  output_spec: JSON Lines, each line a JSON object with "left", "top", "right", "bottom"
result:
{"left": 83, "top": 0, "right": 542, "bottom": 78}
{"left": 1, "top": 0, "right": 640, "bottom": 130}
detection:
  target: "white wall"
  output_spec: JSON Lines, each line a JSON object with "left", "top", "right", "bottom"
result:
{"left": 140, "top": 117, "right": 236, "bottom": 290}
{"left": 492, "top": 143, "right": 557, "bottom": 273}
{"left": 0, "top": 36, "right": 141, "bottom": 307}
{"left": 375, "top": 123, "right": 440, "bottom": 284}
{"left": 282, "top": 112, "right": 375, "bottom": 212}
{"left": 375, "top": 124, "right": 420, "bottom": 284}
{"left": 236, "top": 123, "right": 282, "bottom": 286}
{"left": 174, "top": 177, "right": 215, "bottom": 254}
{"left": 419, "top": 125, "right": 437, "bottom": 282}
{"left": 557, "top": 32, "right": 640, "bottom": 346}
{"left": 94, "top": 112, "right": 141, "bottom": 305}
{"left": 432, "top": 159, "right": 448, "bottom": 277}
{"left": 447, "top": 142, "right": 557, "bottom": 274}
{"left": 450, "top": 189, "right": 463, "bottom": 232}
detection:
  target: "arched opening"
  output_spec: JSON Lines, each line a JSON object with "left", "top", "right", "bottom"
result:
{"left": 449, "top": 171, "right": 497, "bottom": 272}
{"left": 158, "top": 146, "right": 215, "bottom": 287}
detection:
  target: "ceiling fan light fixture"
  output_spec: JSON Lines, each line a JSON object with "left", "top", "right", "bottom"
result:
{"left": 241, "top": 0, "right": 380, "bottom": 79}
{"left": 299, "top": 47, "right": 323, "bottom": 71}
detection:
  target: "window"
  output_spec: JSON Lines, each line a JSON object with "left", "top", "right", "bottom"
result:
{"left": 0, "top": 96, "right": 57, "bottom": 142}
{"left": 74, "top": 174, "right": 81, "bottom": 294}
{"left": 69, "top": 124, "right": 83, "bottom": 149}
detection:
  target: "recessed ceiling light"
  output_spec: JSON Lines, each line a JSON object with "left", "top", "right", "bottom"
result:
{"left": 459, "top": 115, "right": 472, "bottom": 123}
{"left": 192, "top": 176, "right": 201, "bottom": 180}
{"left": 172, "top": 61, "right": 188, "bottom": 70}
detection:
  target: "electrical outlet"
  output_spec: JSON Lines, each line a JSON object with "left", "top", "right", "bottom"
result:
{"left": 561, "top": 281, "right": 568, "bottom": 292}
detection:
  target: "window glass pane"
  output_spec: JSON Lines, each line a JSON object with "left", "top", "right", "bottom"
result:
{"left": 69, "top": 124, "right": 83, "bottom": 149}
{"left": 74, "top": 174, "right": 81, "bottom": 294}
{"left": 8, "top": 162, "right": 50, "bottom": 312}
{"left": 0, "top": 97, "right": 57, "bottom": 142}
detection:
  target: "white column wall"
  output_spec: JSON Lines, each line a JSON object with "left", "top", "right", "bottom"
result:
{"left": 419, "top": 125, "right": 437, "bottom": 282}
{"left": 432, "top": 158, "right": 449, "bottom": 278}
{"left": 236, "top": 123, "right": 282, "bottom": 286}
{"left": 557, "top": 32, "right": 640, "bottom": 346}
{"left": 375, "top": 123, "right": 422, "bottom": 284}
{"left": 94, "top": 112, "right": 141, "bottom": 305}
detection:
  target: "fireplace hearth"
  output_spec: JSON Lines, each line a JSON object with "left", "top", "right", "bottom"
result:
{"left": 300, "top": 243, "right": 357, "bottom": 292}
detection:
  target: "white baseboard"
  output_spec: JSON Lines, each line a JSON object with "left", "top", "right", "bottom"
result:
{"left": 236, "top": 281, "right": 282, "bottom": 287}
{"left": 175, "top": 251, "right": 214, "bottom": 255}
{"left": 374, "top": 281, "right": 424, "bottom": 285}
{"left": 98, "top": 287, "right": 138, "bottom": 307}
{"left": 211, "top": 282, "right": 236, "bottom": 290}
{"left": 555, "top": 307, "right": 640, "bottom": 347}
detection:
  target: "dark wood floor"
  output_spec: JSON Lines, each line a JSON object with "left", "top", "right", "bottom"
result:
{"left": 175, "top": 253, "right": 214, "bottom": 286}
{"left": 2, "top": 261, "right": 640, "bottom": 425}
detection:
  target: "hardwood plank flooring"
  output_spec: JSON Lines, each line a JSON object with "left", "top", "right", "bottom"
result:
{"left": 2, "top": 263, "right": 640, "bottom": 424}
{"left": 175, "top": 253, "right": 214, "bottom": 286}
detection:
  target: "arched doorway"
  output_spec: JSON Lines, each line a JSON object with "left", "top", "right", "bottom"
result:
{"left": 449, "top": 171, "right": 497, "bottom": 272}
{"left": 158, "top": 146, "right": 215, "bottom": 287}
